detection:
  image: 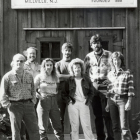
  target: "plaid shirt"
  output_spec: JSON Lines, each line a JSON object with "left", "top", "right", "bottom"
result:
{"left": 107, "top": 68, "right": 134, "bottom": 97}
{"left": 0, "top": 70, "right": 36, "bottom": 107}
{"left": 84, "top": 49, "right": 112, "bottom": 82}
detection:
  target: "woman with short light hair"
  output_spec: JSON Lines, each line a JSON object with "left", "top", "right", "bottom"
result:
{"left": 63, "top": 58, "right": 96, "bottom": 140}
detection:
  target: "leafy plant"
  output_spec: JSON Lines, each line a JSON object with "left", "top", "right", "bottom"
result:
{"left": 132, "top": 112, "right": 140, "bottom": 134}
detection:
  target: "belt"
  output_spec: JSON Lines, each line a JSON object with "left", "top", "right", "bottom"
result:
{"left": 40, "top": 92, "right": 56, "bottom": 97}
{"left": 110, "top": 94, "right": 128, "bottom": 100}
{"left": 10, "top": 99, "right": 32, "bottom": 103}
{"left": 46, "top": 94, "right": 55, "bottom": 97}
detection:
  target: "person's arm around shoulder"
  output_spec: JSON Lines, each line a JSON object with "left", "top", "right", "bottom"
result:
{"left": 0, "top": 74, "right": 11, "bottom": 108}
{"left": 34, "top": 74, "right": 43, "bottom": 100}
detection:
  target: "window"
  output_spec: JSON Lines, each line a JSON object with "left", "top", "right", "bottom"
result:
{"left": 36, "top": 37, "right": 64, "bottom": 63}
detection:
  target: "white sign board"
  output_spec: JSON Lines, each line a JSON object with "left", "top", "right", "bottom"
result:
{"left": 11, "top": 0, "right": 137, "bottom": 9}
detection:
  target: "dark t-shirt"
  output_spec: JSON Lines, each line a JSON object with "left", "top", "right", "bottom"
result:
{"left": 55, "top": 59, "right": 71, "bottom": 80}
{"left": 55, "top": 59, "right": 71, "bottom": 96}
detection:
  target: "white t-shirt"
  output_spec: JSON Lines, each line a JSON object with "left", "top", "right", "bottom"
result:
{"left": 74, "top": 78, "right": 86, "bottom": 102}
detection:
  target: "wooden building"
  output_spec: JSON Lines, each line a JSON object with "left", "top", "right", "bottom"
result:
{"left": 0, "top": 0, "right": 139, "bottom": 134}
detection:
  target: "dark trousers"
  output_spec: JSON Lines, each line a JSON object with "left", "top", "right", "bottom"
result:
{"left": 57, "top": 81, "right": 67, "bottom": 134}
{"left": 92, "top": 92, "right": 114, "bottom": 140}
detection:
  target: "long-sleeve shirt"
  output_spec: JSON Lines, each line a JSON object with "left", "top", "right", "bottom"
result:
{"left": 84, "top": 49, "right": 112, "bottom": 82}
{"left": 0, "top": 70, "right": 36, "bottom": 107}
{"left": 107, "top": 68, "right": 135, "bottom": 97}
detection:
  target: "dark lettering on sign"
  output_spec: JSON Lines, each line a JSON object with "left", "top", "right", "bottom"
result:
{"left": 91, "top": 0, "right": 110, "bottom": 2}
{"left": 115, "top": 0, "right": 122, "bottom": 2}
{"left": 25, "top": 0, "right": 57, "bottom": 3}
{"left": 50, "top": 0, "right": 57, "bottom": 3}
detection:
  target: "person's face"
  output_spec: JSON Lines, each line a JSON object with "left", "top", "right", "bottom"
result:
{"left": 45, "top": 61, "right": 53, "bottom": 75}
{"left": 27, "top": 48, "right": 37, "bottom": 62}
{"left": 113, "top": 57, "right": 122, "bottom": 69}
{"left": 13, "top": 56, "right": 25, "bottom": 71}
{"left": 62, "top": 48, "right": 72, "bottom": 59}
{"left": 91, "top": 41, "right": 102, "bottom": 52}
{"left": 73, "top": 64, "right": 82, "bottom": 77}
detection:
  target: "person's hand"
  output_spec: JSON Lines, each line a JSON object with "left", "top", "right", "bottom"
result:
{"left": 102, "top": 79, "right": 111, "bottom": 85}
{"left": 105, "top": 104, "right": 109, "bottom": 112}
{"left": 6, "top": 103, "right": 11, "bottom": 108}
{"left": 92, "top": 82, "right": 99, "bottom": 90}
{"left": 125, "top": 101, "right": 131, "bottom": 111}
{"left": 36, "top": 94, "right": 43, "bottom": 100}
{"left": 85, "top": 100, "right": 91, "bottom": 106}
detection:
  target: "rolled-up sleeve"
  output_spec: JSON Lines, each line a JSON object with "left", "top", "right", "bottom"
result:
{"left": 127, "top": 73, "right": 135, "bottom": 97}
{"left": 0, "top": 75, "right": 10, "bottom": 107}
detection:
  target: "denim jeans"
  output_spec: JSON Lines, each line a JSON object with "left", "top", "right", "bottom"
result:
{"left": 109, "top": 96, "right": 133, "bottom": 140}
{"left": 92, "top": 93, "right": 114, "bottom": 140}
{"left": 8, "top": 101, "right": 40, "bottom": 140}
{"left": 37, "top": 96, "right": 63, "bottom": 140}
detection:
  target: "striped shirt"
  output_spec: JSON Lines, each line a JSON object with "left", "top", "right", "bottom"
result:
{"left": 107, "top": 68, "right": 134, "bottom": 97}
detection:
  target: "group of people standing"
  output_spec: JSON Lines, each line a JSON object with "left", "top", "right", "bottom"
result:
{"left": 0, "top": 34, "right": 134, "bottom": 140}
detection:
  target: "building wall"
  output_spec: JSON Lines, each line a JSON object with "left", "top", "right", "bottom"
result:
{"left": 0, "top": 0, "right": 140, "bottom": 133}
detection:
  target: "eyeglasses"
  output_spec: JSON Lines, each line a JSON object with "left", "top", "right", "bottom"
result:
{"left": 16, "top": 60, "right": 25, "bottom": 63}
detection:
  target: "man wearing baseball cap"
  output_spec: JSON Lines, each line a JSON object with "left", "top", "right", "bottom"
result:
{"left": 84, "top": 34, "right": 114, "bottom": 140}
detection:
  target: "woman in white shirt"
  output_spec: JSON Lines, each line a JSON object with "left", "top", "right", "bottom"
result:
{"left": 63, "top": 58, "right": 96, "bottom": 140}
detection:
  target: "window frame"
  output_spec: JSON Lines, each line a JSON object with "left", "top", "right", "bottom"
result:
{"left": 36, "top": 37, "right": 65, "bottom": 63}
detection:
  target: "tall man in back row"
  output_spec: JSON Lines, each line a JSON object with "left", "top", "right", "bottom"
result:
{"left": 84, "top": 34, "right": 114, "bottom": 140}
{"left": 55, "top": 42, "right": 73, "bottom": 136}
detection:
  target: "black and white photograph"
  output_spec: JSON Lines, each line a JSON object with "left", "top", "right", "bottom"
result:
{"left": 0, "top": 0, "right": 139, "bottom": 140}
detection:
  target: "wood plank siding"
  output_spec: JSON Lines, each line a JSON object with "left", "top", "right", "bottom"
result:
{"left": 0, "top": 0, "right": 140, "bottom": 133}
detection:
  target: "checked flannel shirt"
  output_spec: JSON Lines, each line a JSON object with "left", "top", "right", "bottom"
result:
{"left": 84, "top": 49, "right": 112, "bottom": 82}
{"left": 107, "top": 68, "right": 135, "bottom": 97}
{"left": 0, "top": 70, "right": 36, "bottom": 107}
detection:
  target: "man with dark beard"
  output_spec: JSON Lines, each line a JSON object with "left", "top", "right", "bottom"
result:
{"left": 24, "top": 47, "right": 40, "bottom": 78}
{"left": 84, "top": 34, "right": 114, "bottom": 140}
